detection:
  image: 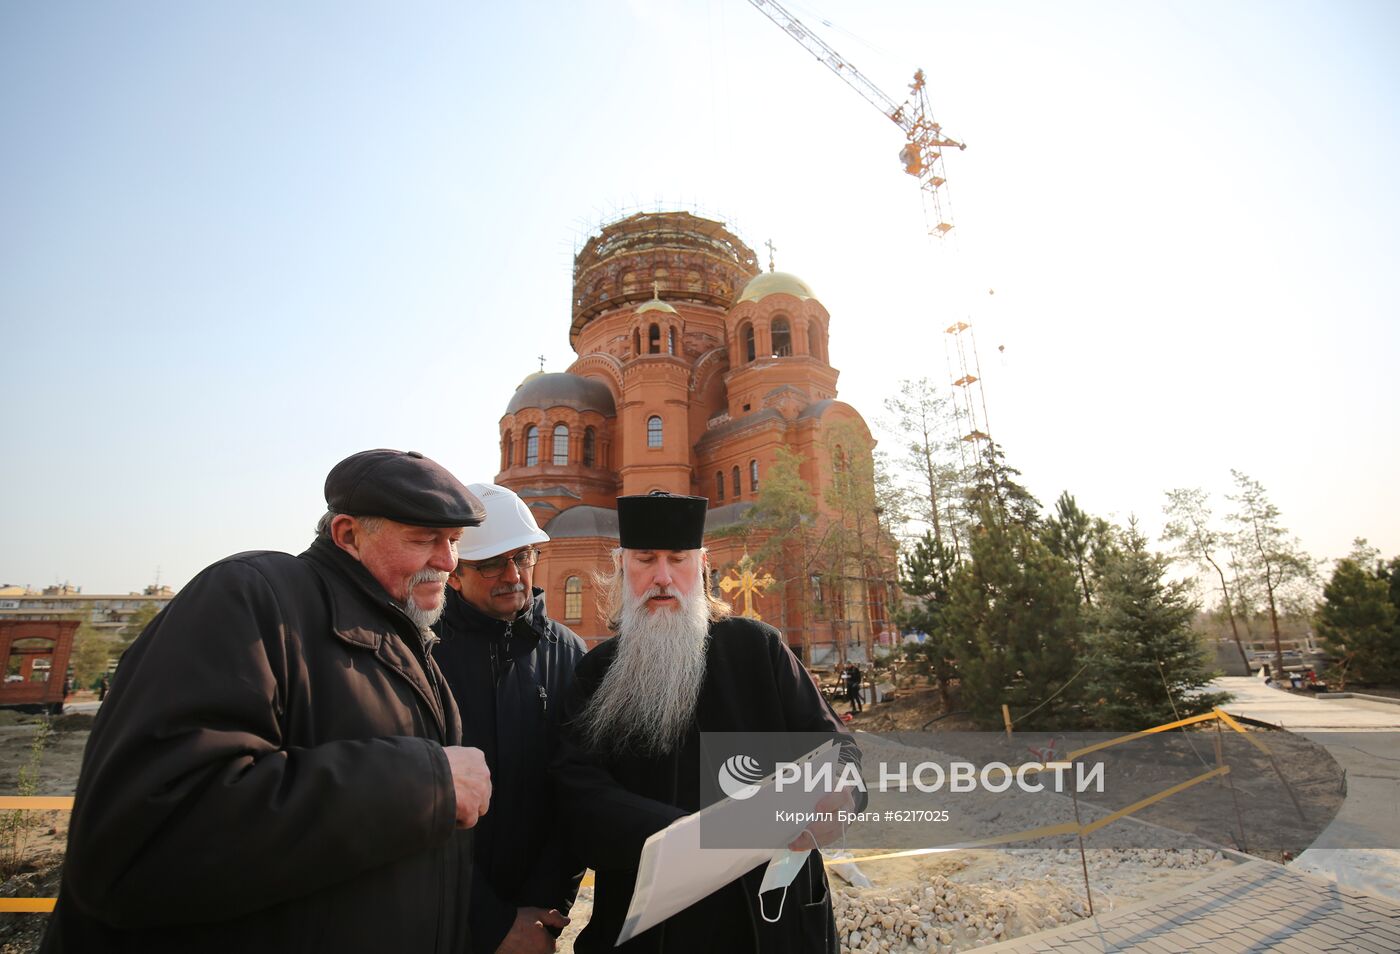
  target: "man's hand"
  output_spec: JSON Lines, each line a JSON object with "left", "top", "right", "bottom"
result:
{"left": 495, "top": 907, "right": 569, "bottom": 954}
{"left": 789, "top": 788, "right": 856, "bottom": 850}
{"left": 443, "top": 746, "right": 491, "bottom": 828}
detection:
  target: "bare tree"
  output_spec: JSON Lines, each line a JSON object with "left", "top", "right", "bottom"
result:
{"left": 882, "top": 378, "right": 966, "bottom": 558}
{"left": 1227, "top": 471, "right": 1318, "bottom": 680}
{"left": 1163, "top": 487, "right": 1249, "bottom": 670}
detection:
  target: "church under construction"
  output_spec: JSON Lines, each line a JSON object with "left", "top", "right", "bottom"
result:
{"left": 496, "top": 211, "right": 892, "bottom": 665}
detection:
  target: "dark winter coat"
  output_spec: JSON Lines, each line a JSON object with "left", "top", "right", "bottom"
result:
{"left": 552, "top": 616, "right": 860, "bottom": 954}
{"left": 432, "top": 586, "right": 586, "bottom": 952}
{"left": 41, "top": 536, "right": 473, "bottom": 954}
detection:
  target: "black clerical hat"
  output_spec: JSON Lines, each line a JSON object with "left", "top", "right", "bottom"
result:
{"left": 616, "top": 491, "right": 708, "bottom": 550}
{"left": 325, "top": 449, "right": 485, "bottom": 528}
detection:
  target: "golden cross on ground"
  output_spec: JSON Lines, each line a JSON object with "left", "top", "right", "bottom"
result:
{"left": 764, "top": 238, "right": 777, "bottom": 272}
{"left": 718, "top": 553, "right": 776, "bottom": 620}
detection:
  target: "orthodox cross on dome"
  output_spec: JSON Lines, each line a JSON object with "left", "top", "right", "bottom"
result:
{"left": 719, "top": 553, "right": 776, "bottom": 620}
{"left": 537, "top": 354, "right": 546, "bottom": 372}
{"left": 764, "top": 239, "right": 777, "bottom": 273}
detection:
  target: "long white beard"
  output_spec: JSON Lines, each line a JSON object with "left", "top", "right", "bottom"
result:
{"left": 402, "top": 568, "right": 449, "bottom": 631}
{"left": 578, "top": 579, "right": 712, "bottom": 757}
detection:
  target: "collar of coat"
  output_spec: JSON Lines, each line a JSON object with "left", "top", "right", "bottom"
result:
{"left": 442, "top": 586, "right": 562, "bottom": 644}
{"left": 302, "top": 535, "right": 424, "bottom": 650}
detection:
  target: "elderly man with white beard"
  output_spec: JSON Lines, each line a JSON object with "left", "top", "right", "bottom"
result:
{"left": 553, "top": 491, "right": 859, "bottom": 954}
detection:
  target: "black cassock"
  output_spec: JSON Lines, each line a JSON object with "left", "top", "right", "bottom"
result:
{"left": 553, "top": 616, "right": 861, "bottom": 953}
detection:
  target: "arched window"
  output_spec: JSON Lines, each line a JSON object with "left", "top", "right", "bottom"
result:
{"left": 502, "top": 432, "right": 513, "bottom": 470}
{"left": 716, "top": 471, "right": 725, "bottom": 502}
{"left": 808, "top": 323, "right": 822, "bottom": 360}
{"left": 633, "top": 328, "right": 641, "bottom": 356}
{"left": 742, "top": 323, "right": 756, "bottom": 363}
{"left": 667, "top": 326, "right": 676, "bottom": 355}
{"left": 583, "top": 427, "right": 596, "bottom": 468}
{"left": 647, "top": 415, "right": 663, "bottom": 448}
{"left": 524, "top": 426, "right": 539, "bottom": 466}
{"left": 648, "top": 323, "right": 661, "bottom": 354}
{"left": 564, "top": 577, "right": 583, "bottom": 620}
{"left": 772, "top": 317, "right": 792, "bottom": 356}
{"left": 622, "top": 270, "right": 639, "bottom": 296}
{"left": 731, "top": 466, "right": 741, "bottom": 498}
{"left": 749, "top": 458, "right": 759, "bottom": 492}
{"left": 552, "top": 424, "right": 569, "bottom": 465}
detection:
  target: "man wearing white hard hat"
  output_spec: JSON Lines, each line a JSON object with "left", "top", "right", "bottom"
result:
{"left": 433, "top": 483, "right": 587, "bottom": 954}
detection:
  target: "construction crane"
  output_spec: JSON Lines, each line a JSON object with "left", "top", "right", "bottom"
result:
{"left": 745, "top": 0, "right": 965, "bottom": 237}
{"left": 747, "top": 0, "right": 994, "bottom": 468}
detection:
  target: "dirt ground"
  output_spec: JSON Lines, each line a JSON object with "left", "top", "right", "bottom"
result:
{"left": 0, "top": 690, "right": 1348, "bottom": 953}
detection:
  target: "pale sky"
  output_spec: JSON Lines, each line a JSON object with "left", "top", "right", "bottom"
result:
{"left": 2, "top": 0, "right": 1396, "bottom": 594}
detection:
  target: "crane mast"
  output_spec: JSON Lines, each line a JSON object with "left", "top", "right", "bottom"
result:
{"left": 746, "top": 0, "right": 964, "bottom": 236}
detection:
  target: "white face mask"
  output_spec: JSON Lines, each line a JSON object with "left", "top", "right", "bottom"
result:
{"left": 756, "top": 831, "right": 820, "bottom": 923}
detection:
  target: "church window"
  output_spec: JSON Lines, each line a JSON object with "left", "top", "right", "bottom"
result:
{"left": 502, "top": 432, "right": 513, "bottom": 470}
{"left": 647, "top": 415, "right": 663, "bottom": 448}
{"left": 564, "top": 577, "right": 583, "bottom": 621}
{"left": 749, "top": 459, "right": 759, "bottom": 492}
{"left": 583, "top": 427, "right": 597, "bottom": 468}
{"left": 772, "top": 317, "right": 792, "bottom": 357}
{"left": 633, "top": 328, "right": 641, "bottom": 356}
{"left": 742, "top": 323, "right": 755, "bottom": 363}
{"left": 622, "top": 271, "right": 639, "bottom": 296}
{"left": 648, "top": 323, "right": 661, "bottom": 354}
{"left": 524, "top": 426, "right": 539, "bottom": 466}
{"left": 552, "top": 424, "right": 569, "bottom": 465}
{"left": 715, "top": 471, "right": 725, "bottom": 502}
{"left": 731, "top": 466, "right": 741, "bottom": 498}
{"left": 667, "top": 327, "right": 676, "bottom": 355}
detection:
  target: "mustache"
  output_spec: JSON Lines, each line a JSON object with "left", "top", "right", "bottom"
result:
{"left": 643, "top": 586, "right": 672, "bottom": 599}
{"left": 491, "top": 582, "right": 527, "bottom": 597}
{"left": 410, "top": 569, "right": 450, "bottom": 586}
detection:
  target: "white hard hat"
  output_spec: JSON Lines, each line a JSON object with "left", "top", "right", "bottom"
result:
{"left": 455, "top": 483, "right": 549, "bottom": 561}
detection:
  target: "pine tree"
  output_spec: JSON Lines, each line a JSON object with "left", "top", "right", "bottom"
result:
{"left": 1316, "top": 540, "right": 1400, "bottom": 689}
{"left": 897, "top": 531, "right": 963, "bottom": 711}
{"left": 1042, "top": 491, "right": 1115, "bottom": 606}
{"left": 964, "top": 441, "right": 1041, "bottom": 531}
{"left": 947, "top": 507, "right": 1086, "bottom": 729}
{"left": 1086, "top": 523, "right": 1228, "bottom": 729}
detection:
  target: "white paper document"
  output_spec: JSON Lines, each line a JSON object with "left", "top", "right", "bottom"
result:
{"left": 615, "top": 741, "right": 842, "bottom": 946}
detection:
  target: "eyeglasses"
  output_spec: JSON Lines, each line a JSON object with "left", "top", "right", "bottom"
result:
{"left": 460, "top": 548, "right": 539, "bottom": 580}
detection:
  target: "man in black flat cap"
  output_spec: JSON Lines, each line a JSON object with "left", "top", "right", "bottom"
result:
{"left": 43, "top": 449, "right": 494, "bottom": 954}
{"left": 553, "top": 491, "right": 859, "bottom": 953}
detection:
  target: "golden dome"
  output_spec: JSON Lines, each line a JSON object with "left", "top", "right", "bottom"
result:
{"left": 635, "top": 298, "right": 677, "bottom": 315}
{"left": 736, "top": 270, "right": 815, "bottom": 304}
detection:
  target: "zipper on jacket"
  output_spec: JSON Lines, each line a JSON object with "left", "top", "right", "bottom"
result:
{"left": 537, "top": 684, "right": 548, "bottom": 713}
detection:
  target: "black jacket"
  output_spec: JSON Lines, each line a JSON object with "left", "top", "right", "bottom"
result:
{"left": 433, "top": 587, "right": 586, "bottom": 953}
{"left": 42, "top": 536, "right": 472, "bottom": 954}
{"left": 553, "top": 617, "right": 859, "bottom": 954}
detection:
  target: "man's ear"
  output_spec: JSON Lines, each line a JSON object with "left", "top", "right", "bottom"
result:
{"left": 330, "top": 514, "right": 363, "bottom": 559}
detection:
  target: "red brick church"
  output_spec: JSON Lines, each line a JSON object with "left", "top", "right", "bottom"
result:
{"left": 496, "top": 211, "right": 891, "bottom": 665}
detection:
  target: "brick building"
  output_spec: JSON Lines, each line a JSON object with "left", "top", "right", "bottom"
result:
{"left": 497, "top": 211, "right": 890, "bottom": 664}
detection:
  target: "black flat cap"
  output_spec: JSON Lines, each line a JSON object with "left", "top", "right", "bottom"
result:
{"left": 325, "top": 449, "right": 485, "bottom": 528}
{"left": 616, "top": 490, "right": 708, "bottom": 550}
